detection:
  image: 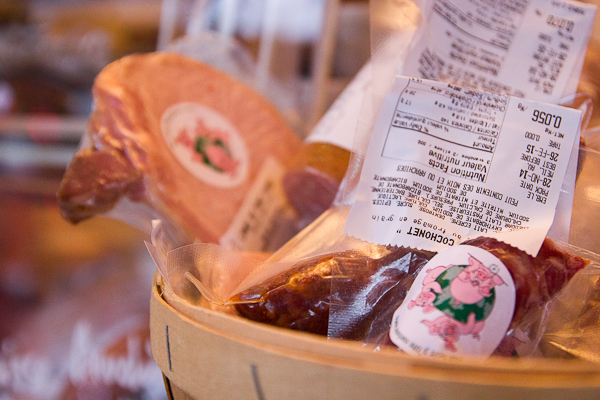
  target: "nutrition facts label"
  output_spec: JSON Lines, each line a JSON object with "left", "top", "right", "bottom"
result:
{"left": 384, "top": 80, "right": 506, "bottom": 184}
{"left": 344, "top": 76, "right": 581, "bottom": 255}
{"left": 402, "top": 0, "right": 596, "bottom": 103}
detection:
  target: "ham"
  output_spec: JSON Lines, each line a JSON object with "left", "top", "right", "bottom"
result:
{"left": 57, "top": 52, "right": 302, "bottom": 243}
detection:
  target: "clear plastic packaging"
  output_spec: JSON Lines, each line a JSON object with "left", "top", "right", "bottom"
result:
{"left": 149, "top": 200, "right": 599, "bottom": 360}
{"left": 57, "top": 52, "right": 303, "bottom": 252}
{"left": 538, "top": 263, "right": 600, "bottom": 362}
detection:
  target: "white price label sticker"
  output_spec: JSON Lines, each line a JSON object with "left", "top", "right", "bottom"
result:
{"left": 402, "top": 0, "right": 596, "bottom": 103}
{"left": 343, "top": 76, "right": 581, "bottom": 256}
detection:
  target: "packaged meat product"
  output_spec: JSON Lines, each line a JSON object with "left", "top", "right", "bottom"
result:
{"left": 57, "top": 52, "right": 302, "bottom": 249}
{"left": 282, "top": 143, "right": 351, "bottom": 226}
{"left": 229, "top": 233, "right": 588, "bottom": 355}
{"left": 148, "top": 203, "right": 590, "bottom": 358}
{"left": 538, "top": 262, "right": 600, "bottom": 361}
{"left": 231, "top": 246, "right": 434, "bottom": 336}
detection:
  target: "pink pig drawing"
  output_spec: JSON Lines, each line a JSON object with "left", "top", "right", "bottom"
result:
{"left": 407, "top": 290, "right": 437, "bottom": 313}
{"left": 412, "top": 255, "right": 508, "bottom": 352}
{"left": 450, "top": 256, "right": 505, "bottom": 306}
{"left": 408, "top": 266, "right": 446, "bottom": 312}
{"left": 204, "top": 144, "right": 239, "bottom": 176}
{"left": 422, "top": 313, "right": 485, "bottom": 352}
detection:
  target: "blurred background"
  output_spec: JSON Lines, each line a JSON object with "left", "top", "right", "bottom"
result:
{"left": 0, "top": 0, "right": 369, "bottom": 398}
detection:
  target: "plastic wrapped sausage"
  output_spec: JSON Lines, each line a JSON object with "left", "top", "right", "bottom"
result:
{"left": 231, "top": 246, "right": 434, "bottom": 336}
{"left": 231, "top": 236, "right": 588, "bottom": 357}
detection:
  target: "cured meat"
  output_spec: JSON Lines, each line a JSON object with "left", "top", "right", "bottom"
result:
{"left": 231, "top": 246, "right": 434, "bottom": 336}
{"left": 282, "top": 143, "right": 351, "bottom": 225}
{"left": 57, "top": 52, "right": 302, "bottom": 243}
{"left": 232, "top": 254, "right": 336, "bottom": 335}
{"left": 231, "top": 237, "right": 588, "bottom": 354}
{"left": 461, "top": 237, "right": 588, "bottom": 332}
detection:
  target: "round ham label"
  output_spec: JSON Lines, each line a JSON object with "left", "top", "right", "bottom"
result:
{"left": 390, "top": 245, "right": 516, "bottom": 358}
{"left": 161, "top": 102, "right": 249, "bottom": 188}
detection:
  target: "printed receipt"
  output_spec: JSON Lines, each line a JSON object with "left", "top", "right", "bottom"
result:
{"left": 343, "top": 76, "right": 581, "bottom": 256}
{"left": 402, "top": 0, "right": 596, "bottom": 103}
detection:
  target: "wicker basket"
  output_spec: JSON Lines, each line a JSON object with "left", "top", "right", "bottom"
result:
{"left": 150, "top": 272, "right": 600, "bottom": 400}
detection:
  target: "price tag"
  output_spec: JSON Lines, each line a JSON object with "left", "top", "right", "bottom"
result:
{"left": 402, "top": 0, "right": 596, "bottom": 103}
{"left": 343, "top": 76, "right": 581, "bottom": 256}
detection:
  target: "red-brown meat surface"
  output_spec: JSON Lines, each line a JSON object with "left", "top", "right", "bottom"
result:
{"left": 462, "top": 237, "right": 588, "bottom": 330}
{"left": 232, "top": 237, "right": 588, "bottom": 355}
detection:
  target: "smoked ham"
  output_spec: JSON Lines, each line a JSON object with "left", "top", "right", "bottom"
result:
{"left": 57, "top": 52, "right": 302, "bottom": 243}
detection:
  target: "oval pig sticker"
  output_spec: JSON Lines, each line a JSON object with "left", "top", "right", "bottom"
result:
{"left": 161, "top": 102, "right": 249, "bottom": 188}
{"left": 390, "top": 245, "right": 516, "bottom": 358}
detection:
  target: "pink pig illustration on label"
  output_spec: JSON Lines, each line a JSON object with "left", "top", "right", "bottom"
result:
{"left": 390, "top": 245, "right": 516, "bottom": 357}
{"left": 411, "top": 255, "right": 506, "bottom": 352}
{"left": 407, "top": 266, "right": 444, "bottom": 313}
{"left": 161, "top": 102, "right": 249, "bottom": 188}
{"left": 450, "top": 257, "right": 504, "bottom": 304}
{"left": 450, "top": 257, "right": 505, "bottom": 305}
{"left": 422, "top": 313, "right": 485, "bottom": 352}
{"left": 175, "top": 118, "right": 240, "bottom": 176}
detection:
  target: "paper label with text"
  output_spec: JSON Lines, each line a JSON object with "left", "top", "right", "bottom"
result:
{"left": 402, "top": 0, "right": 596, "bottom": 103}
{"left": 343, "top": 76, "right": 581, "bottom": 256}
{"left": 219, "top": 157, "right": 298, "bottom": 253}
